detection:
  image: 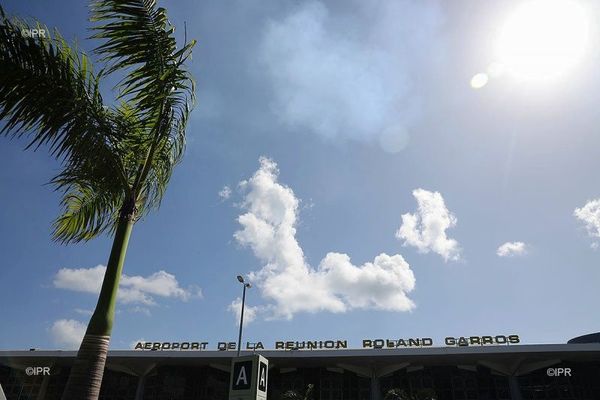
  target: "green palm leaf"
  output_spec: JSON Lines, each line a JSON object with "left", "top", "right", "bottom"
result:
{"left": 0, "top": 7, "right": 131, "bottom": 243}
{"left": 90, "top": 0, "right": 195, "bottom": 214}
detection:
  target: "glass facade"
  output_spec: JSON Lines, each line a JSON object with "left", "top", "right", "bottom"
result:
{"left": 380, "top": 366, "right": 512, "bottom": 399}
{"left": 0, "top": 365, "right": 45, "bottom": 400}
{"left": 142, "top": 366, "right": 229, "bottom": 400}
{"left": 1, "top": 359, "right": 599, "bottom": 400}
{"left": 268, "top": 367, "right": 370, "bottom": 400}
{"left": 517, "top": 362, "right": 600, "bottom": 400}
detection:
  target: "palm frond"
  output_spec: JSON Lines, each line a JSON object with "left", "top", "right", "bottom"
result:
{"left": 0, "top": 1, "right": 196, "bottom": 242}
{"left": 136, "top": 99, "right": 190, "bottom": 215}
{"left": 90, "top": 0, "right": 195, "bottom": 214}
{"left": 90, "top": 0, "right": 195, "bottom": 126}
{"left": 52, "top": 181, "right": 124, "bottom": 243}
{"left": 0, "top": 7, "right": 128, "bottom": 182}
{"left": 0, "top": 7, "right": 132, "bottom": 242}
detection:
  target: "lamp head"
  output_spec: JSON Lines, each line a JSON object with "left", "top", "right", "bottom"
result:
{"left": 245, "top": 283, "right": 252, "bottom": 289}
{"left": 237, "top": 275, "right": 244, "bottom": 283}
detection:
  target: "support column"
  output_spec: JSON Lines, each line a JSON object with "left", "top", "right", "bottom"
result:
{"left": 35, "top": 373, "right": 51, "bottom": 400}
{"left": 338, "top": 363, "right": 408, "bottom": 400}
{"left": 508, "top": 375, "right": 523, "bottom": 400}
{"left": 134, "top": 373, "right": 147, "bottom": 400}
{"left": 35, "top": 362, "right": 54, "bottom": 400}
{"left": 479, "top": 358, "right": 559, "bottom": 400}
{"left": 132, "top": 363, "right": 156, "bottom": 400}
{"left": 370, "top": 368, "right": 382, "bottom": 400}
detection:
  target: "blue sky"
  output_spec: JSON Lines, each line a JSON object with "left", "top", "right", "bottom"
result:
{"left": 1, "top": 0, "right": 600, "bottom": 351}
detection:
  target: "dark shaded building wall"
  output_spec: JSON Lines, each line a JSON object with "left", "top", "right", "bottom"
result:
{"left": 517, "top": 362, "right": 600, "bottom": 400}
{"left": 380, "top": 366, "right": 512, "bottom": 400}
{"left": 2, "top": 361, "right": 600, "bottom": 400}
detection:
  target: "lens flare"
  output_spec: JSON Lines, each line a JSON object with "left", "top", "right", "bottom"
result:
{"left": 470, "top": 73, "right": 489, "bottom": 89}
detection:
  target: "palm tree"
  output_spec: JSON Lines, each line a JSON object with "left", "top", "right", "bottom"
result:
{"left": 0, "top": 1, "right": 195, "bottom": 399}
{"left": 281, "top": 383, "right": 314, "bottom": 400}
{"left": 384, "top": 388, "right": 437, "bottom": 400}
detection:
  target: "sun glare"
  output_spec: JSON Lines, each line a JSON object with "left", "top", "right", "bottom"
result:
{"left": 496, "top": 0, "right": 589, "bottom": 82}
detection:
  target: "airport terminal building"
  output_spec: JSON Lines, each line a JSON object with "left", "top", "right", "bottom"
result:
{"left": 1, "top": 334, "right": 599, "bottom": 400}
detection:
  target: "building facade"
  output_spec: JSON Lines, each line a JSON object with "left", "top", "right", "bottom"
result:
{"left": 1, "top": 342, "right": 599, "bottom": 400}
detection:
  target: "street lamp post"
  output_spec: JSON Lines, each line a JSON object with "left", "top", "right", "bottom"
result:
{"left": 236, "top": 275, "right": 251, "bottom": 357}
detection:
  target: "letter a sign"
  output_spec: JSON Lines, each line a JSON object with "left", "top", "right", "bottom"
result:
{"left": 229, "top": 354, "right": 269, "bottom": 400}
{"left": 232, "top": 361, "right": 252, "bottom": 390}
{"left": 258, "top": 361, "right": 267, "bottom": 392}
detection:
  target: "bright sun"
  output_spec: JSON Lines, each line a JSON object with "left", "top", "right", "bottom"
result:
{"left": 495, "top": 0, "right": 590, "bottom": 82}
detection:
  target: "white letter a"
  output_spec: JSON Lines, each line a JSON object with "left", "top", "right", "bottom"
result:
{"left": 236, "top": 366, "right": 247, "bottom": 385}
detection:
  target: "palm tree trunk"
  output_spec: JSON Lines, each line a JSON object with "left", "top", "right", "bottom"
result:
{"left": 61, "top": 213, "right": 134, "bottom": 400}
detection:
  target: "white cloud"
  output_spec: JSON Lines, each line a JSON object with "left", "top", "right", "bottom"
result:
{"left": 574, "top": 199, "right": 600, "bottom": 249}
{"left": 396, "top": 189, "right": 461, "bottom": 262}
{"left": 234, "top": 157, "right": 416, "bottom": 320}
{"left": 219, "top": 185, "right": 232, "bottom": 201}
{"left": 53, "top": 266, "right": 197, "bottom": 306}
{"left": 259, "top": 1, "right": 442, "bottom": 152}
{"left": 496, "top": 241, "right": 528, "bottom": 257}
{"left": 74, "top": 308, "right": 92, "bottom": 316}
{"left": 120, "top": 271, "right": 193, "bottom": 304}
{"left": 228, "top": 297, "right": 259, "bottom": 326}
{"left": 54, "top": 265, "right": 106, "bottom": 293}
{"left": 128, "top": 306, "right": 151, "bottom": 316}
{"left": 50, "top": 319, "right": 86, "bottom": 350}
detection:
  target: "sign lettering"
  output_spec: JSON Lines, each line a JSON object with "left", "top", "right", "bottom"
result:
{"left": 134, "top": 334, "right": 521, "bottom": 351}
{"left": 232, "top": 361, "right": 252, "bottom": 390}
{"left": 236, "top": 367, "right": 247, "bottom": 386}
{"left": 258, "top": 361, "right": 267, "bottom": 392}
